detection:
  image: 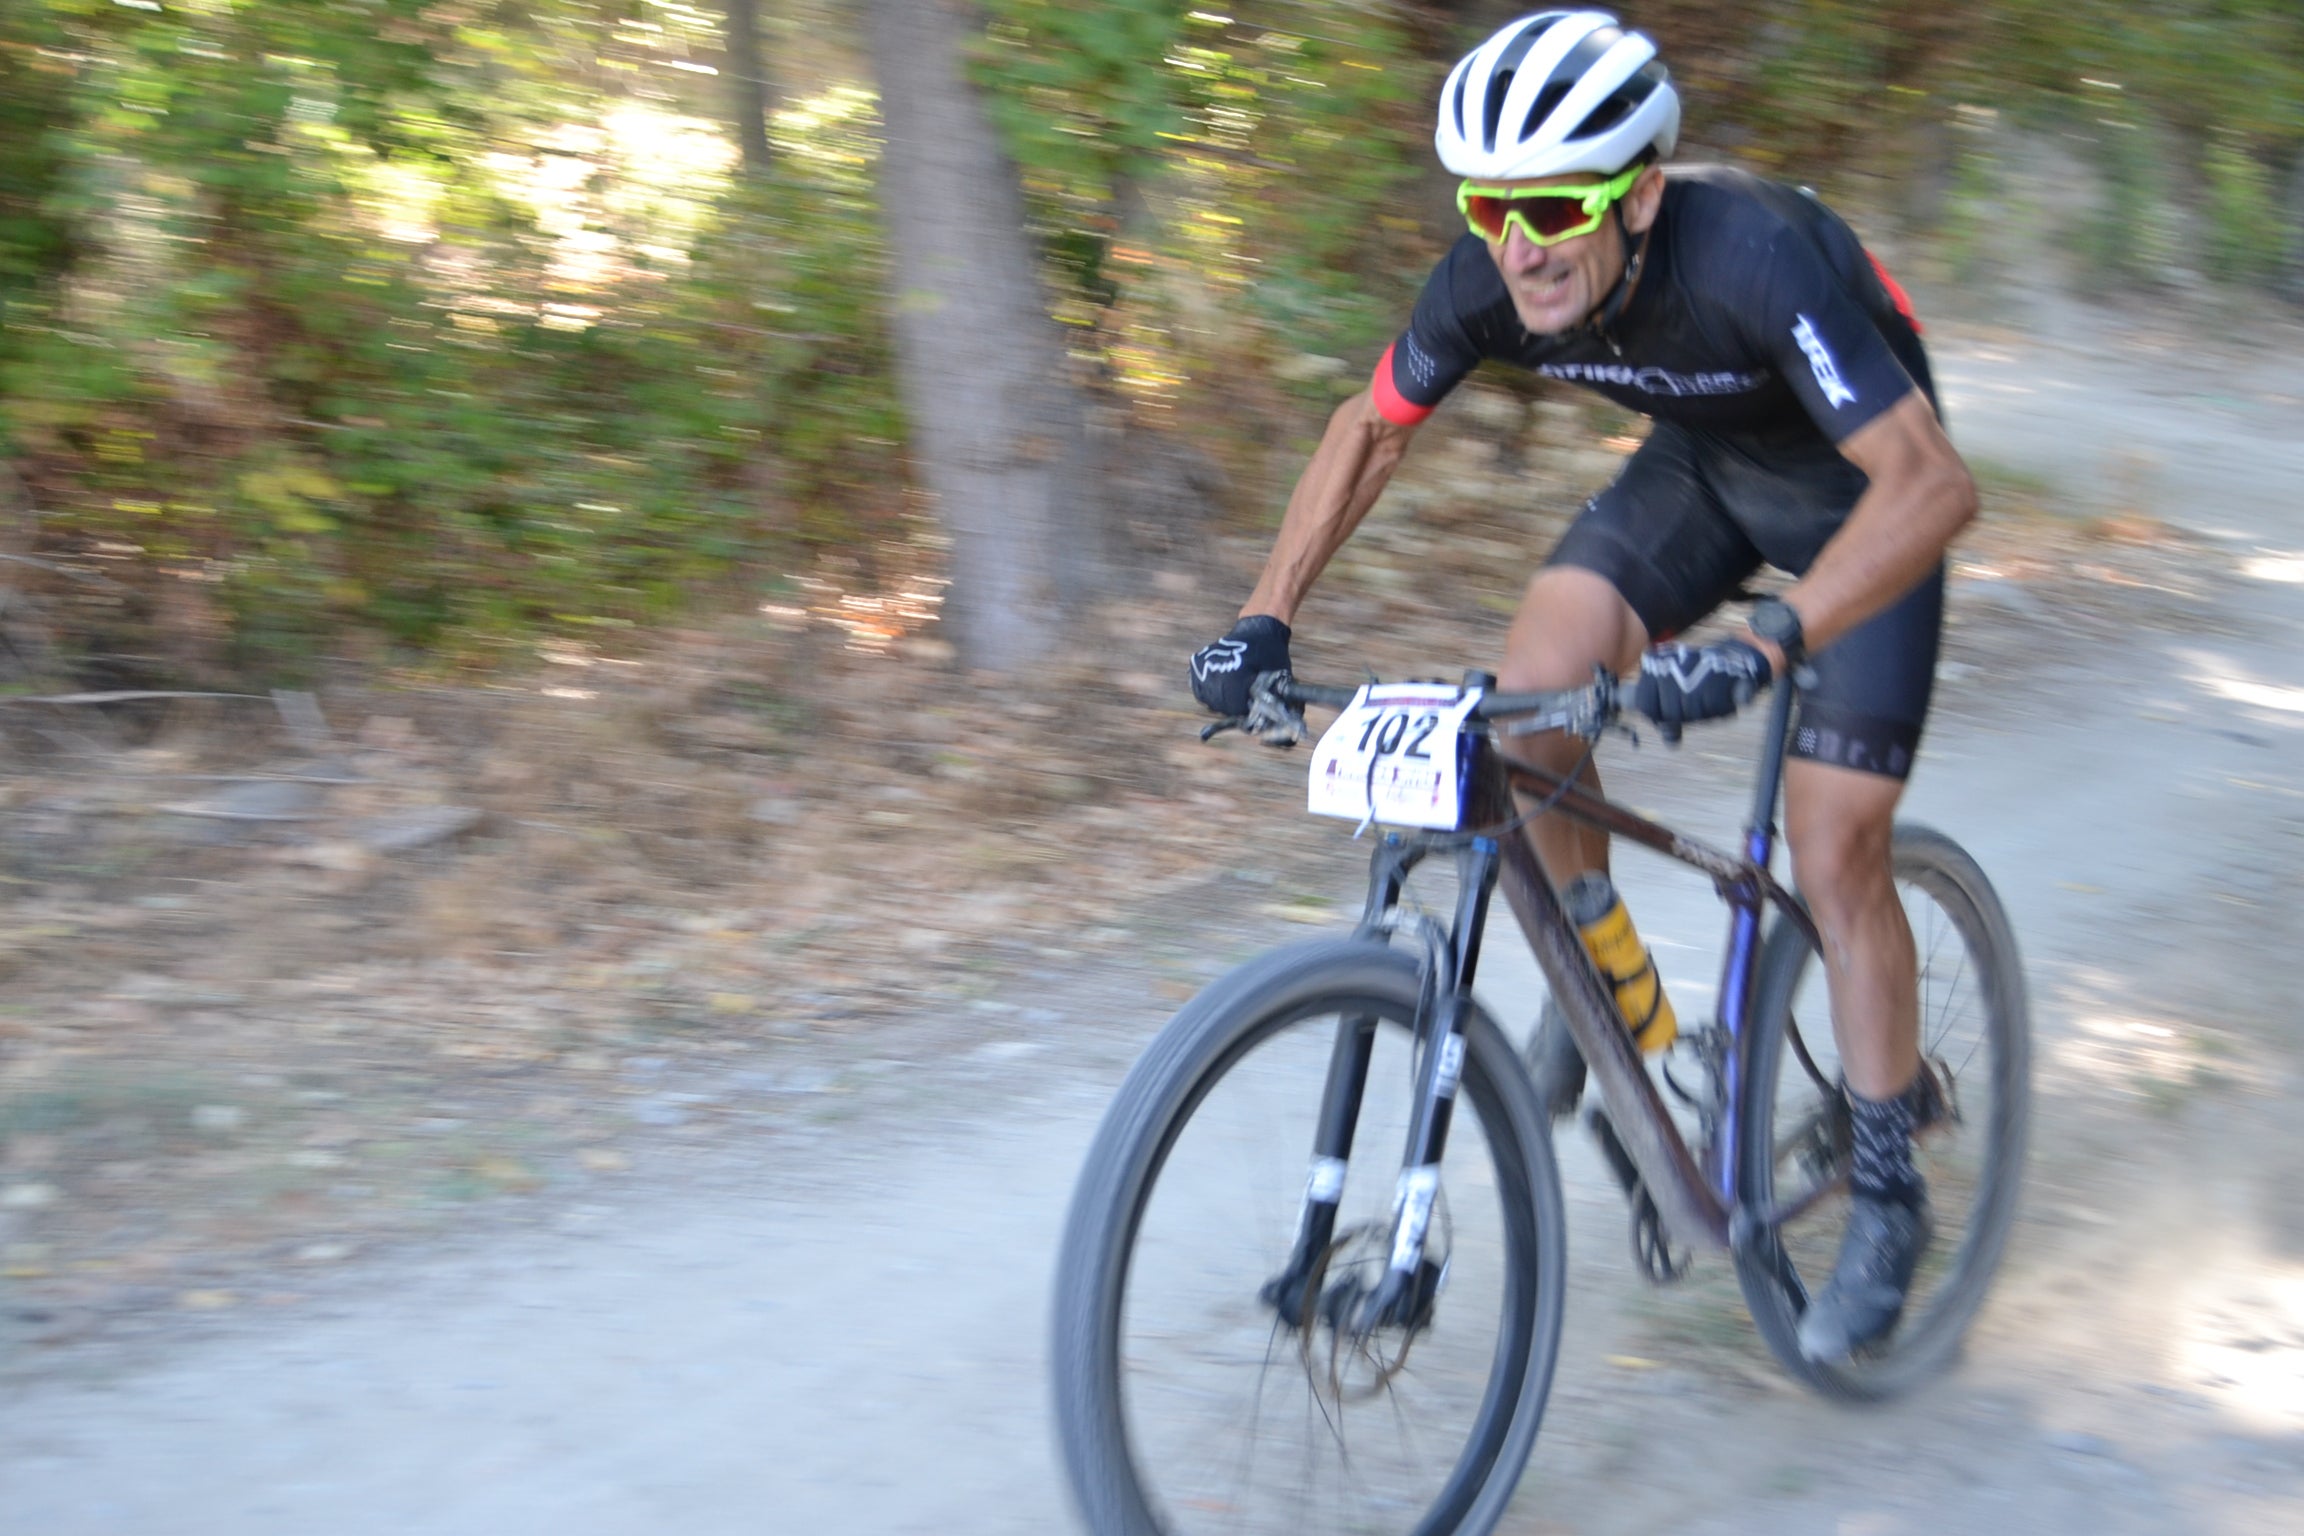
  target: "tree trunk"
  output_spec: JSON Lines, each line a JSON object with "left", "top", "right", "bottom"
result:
{"left": 868, "top": 0, "right": 1107, "bottom": 674}
{"left": 724, "top": 0, "right": 773, "bottom": 175}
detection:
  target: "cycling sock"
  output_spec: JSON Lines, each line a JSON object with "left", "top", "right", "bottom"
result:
{"left": 1847, "top": 1085, "right": 1923, "bottom": 1209}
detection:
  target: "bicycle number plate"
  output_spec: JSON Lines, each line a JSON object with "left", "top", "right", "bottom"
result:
{"left": 1307, "top": 685, "right": 1484, "bottom": 830}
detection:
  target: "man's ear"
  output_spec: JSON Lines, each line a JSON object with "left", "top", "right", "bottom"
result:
{"left": 1622, "top": 163, "right": 1667, "bottom": 235}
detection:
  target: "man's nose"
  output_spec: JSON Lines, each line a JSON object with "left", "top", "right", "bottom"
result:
{"left": 1503, "top": 223, "right": 1550, "bottom": 269}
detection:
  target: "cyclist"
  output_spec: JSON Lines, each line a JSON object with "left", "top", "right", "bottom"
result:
{"left": 1189, "top": 10, "right": 1976, "bottom": 1364}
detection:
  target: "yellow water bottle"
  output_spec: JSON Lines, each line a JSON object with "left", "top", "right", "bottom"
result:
{"left": 1564, "top": 872, "right": 1678, "bottom": 1053}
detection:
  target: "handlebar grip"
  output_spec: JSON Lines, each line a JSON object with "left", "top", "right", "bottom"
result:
{"left": 1268, "top": 676, "right": 1358, "bottom": 710}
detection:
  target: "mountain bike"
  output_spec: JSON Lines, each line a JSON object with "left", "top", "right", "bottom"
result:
{"left": 1050, "top": 667, "right": 2029, "bottom": 1536}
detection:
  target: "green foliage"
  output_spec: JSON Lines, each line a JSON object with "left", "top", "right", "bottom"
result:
{"left": 974, "top": 2, "right": 1429, "bottom": 407}
{"left": 8, "top": 0, "right": 2304, "bottom": 678}
{"left": 978, "top": 0, "right": 1186, "bottom": 207}
{"left": 1984, "top": 0, "right": 2303, "bottom": 288}
{"left": 1, "top": 0, "right": 901, "bottom": 673}
{"left": 2072, "top": 114, "right": 2185, "bottom": 288}
{"left": 0, "top": 9, "right": 77, "bottom": 371}
{"left": 1642, "top": 0, "right": 2303, "bottom": 289}
{"left": 2202, "top": 133, "right": 2286, "bottom": 283}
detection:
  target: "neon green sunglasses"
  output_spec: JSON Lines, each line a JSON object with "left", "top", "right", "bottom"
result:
{"left": 1456, "top": 166, "right": 1642, "bottom": 246}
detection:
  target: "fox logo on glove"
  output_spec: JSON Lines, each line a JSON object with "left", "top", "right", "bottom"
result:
{"left": 1188, "top": 615, "right": 1293, "bottom": 717}
{"left": 1192, "top": 639, "right": 1249, "bottom": 680}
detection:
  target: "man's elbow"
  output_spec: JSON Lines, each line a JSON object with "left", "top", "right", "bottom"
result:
{"left": 1341, "top": 387, "right": 1419, "bottom": 452}
{"left": 1939, "top": 455, "right": 1980, "bottom": 535}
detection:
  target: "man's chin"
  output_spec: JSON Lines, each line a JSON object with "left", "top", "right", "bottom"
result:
{"left": 1511, "top": 291, "right": 1590, "bottom": 337}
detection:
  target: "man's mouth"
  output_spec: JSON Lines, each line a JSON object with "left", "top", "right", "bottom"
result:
{"left": 1516, "top": 270, "right": 1573, "bottom": 303}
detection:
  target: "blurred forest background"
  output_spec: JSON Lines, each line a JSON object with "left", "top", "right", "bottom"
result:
{"left": 0, "top": 0, "right": 2300, "bottom": 685}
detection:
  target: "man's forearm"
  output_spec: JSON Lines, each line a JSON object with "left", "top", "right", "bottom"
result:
{"left": 1779, "top": 392, "right": 1977, "bottom": 655}
{"left": 1242, "top": 390, "right": 1417, "bottom": 625}
{"left": 1784, "top": 471, "right": 1969, "bottom": 650}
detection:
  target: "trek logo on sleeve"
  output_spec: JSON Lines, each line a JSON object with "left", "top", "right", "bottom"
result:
{"left": 1790, "top": 315, "right": 1857, "bottom": 409}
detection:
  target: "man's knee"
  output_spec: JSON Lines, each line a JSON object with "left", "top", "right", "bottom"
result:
{"left": 1785, "top": 763, "right": 1900, "bottom": 919}
{"left": 1789, "top": 818, "right": 1892, "bottom": 915}
{"left": 1501, "top": 566, "right": 1648, "bottom": 691}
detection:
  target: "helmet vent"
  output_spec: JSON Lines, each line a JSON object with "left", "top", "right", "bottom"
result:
{"left": 1482, "top": 22, "right": 1548, "bottom": 153}
{"left": 1483, "top": 70, "right": 1515, "bottom": 153}
{"left": 1574, "top": 64, "right": 1663, "bottom": 144}
{"left": 1522, "top": 81, "right": 1572, "bottom": 147}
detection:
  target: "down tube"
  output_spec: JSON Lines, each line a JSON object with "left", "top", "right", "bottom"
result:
{"left": 1714, "top": 827, "right": 1772, "bottom": 1208}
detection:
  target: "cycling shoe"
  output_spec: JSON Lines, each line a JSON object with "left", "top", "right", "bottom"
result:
{"left": 1523, "top": 1001, "right": 1586, "bottom": 1121}
{"left": 1796, "top": 1191, "right": 1933, "bottom": 1362}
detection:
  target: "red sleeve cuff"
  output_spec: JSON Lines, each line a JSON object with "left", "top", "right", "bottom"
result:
{"left": 1370, "top": 342, "right": 1436, "bottom": 426}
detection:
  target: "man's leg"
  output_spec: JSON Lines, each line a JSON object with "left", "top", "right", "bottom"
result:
{"left": 1783, "top": 759, "right": 1916, "bottom": 1100}
{"left": 1498, "top": 565, "right": 1649, "bottom": 886}
{"left": 1784, "top": 755, "right": 1933, "bottom": 1361}
{"left": 1497, "top": 566, "right": 1649, "bottom": 1116}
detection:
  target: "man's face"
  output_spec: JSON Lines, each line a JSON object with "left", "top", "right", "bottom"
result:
{"left": 1479, "top": 166, "right": 1664, "bottom": 336}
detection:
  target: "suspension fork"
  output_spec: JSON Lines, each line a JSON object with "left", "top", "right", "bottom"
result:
{"left": 1261, "top": 830, "right": 1501, "bottom": 1331}
{"left": 1357, "top": 832, "right": 1503, "bottom": 1329}
{"left": 1261, "top": 834, "right": 1418, "bottom": 1324}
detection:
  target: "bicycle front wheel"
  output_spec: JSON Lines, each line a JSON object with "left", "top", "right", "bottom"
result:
{"left": 1733, "top": 823, "right": 2031, "bottom": 1399}
{"left": 1052, "top": 939, "right": 1565, "bottom": 1536}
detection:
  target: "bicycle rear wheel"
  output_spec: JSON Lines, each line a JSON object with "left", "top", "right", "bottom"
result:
{"left": 1052, "top": 940, "right": 1565, "bottom": 1536}
{"left": 1733, "top": 823, "right": 2030, "bottom": 1399}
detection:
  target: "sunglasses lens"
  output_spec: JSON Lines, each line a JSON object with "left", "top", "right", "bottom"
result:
{"left": 1463, "top": 189, "right": 1609, "bottom": 244}
{"left": 1464, "top": 194, "right": 1512, "bottom": 241}
{"left": 1525, "top": 197, "right": 1599, "bottom": 240}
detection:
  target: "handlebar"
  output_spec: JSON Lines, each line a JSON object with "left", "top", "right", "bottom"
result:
{"left": 1202, "top": 670, "right": 1619, "bottom": 747}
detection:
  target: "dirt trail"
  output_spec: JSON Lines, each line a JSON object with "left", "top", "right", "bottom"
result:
{"left": 4, "top": 311, "right": 2304, "bottom": 1534}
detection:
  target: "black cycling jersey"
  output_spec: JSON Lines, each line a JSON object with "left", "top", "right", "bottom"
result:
{"left": 1373, "top": 164, "right": 1933, "bottom": 451}
{"left": 1367, "top": 165, "right": 1945, "bottom": 780}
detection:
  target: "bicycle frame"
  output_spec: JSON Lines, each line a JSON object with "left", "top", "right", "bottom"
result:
{"left": 1269, "top": 683, "right": 1819, "bottom": 1328}
{"left": 1488, "top": 681, "right": 1818, "bottom": 1253}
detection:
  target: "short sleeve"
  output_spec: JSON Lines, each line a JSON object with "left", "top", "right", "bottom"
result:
{"left": 1740, "top": 229, "right": 1916, "bottom": 443}
{"left": 1372, "top": 239, "right": 1491, "bottom": 426}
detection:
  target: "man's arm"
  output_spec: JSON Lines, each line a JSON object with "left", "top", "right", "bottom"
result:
{"left": 1760, "top": 390, "right": 1976, "bottom": 666}
{"left": 1240, "top": 388, "right": 1423, "bottom": 625}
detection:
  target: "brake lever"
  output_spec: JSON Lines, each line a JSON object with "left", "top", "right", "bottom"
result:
{"left": 1197, "top": 710, "right": 1302, "bottom": 747}
{"left": 1254, "top": 714, "right": 1305, "bottom": 749}
{"left": 1245, "top": 672, "right": 1307, "bottom": 748}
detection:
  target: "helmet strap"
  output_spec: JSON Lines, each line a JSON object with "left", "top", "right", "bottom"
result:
{"left": 1587, "top": 200, "right": 1651, "bottom": 344}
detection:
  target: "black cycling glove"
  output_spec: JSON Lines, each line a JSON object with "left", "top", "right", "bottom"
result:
{"left": 1189, "top": 615, "right": 1292, "bottom": 717}
{"left": 1631, "top": 638, "right": 1772, "bottom": 742}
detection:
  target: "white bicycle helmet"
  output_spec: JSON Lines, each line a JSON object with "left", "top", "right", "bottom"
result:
{"left": 1436, "top": 11, "right": 1680, "bottom": 181}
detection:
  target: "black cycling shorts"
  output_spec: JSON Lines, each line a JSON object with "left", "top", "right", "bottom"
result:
{"left": 1546, "top": 420, "right": 1940, "bottom": 780}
